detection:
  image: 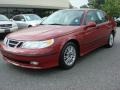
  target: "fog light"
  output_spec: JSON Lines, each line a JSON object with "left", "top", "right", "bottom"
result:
{"left": 30, "top": 61, "right": 39, "bottom": 65}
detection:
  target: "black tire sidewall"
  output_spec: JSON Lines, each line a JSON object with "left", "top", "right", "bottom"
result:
{"left": 28, "top": 25, "right": 32, "bottom": 28}
{"left": 59, "top": 42, "right": 78, "bottom": 69}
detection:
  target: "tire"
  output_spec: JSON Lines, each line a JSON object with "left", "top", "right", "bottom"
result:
{"left": 28, "top": 25, "right": 32, "bottom": 28}
{"left": 106, "top": 33, "right": 114, "bottom": 48}
{"left": 59, "top": 42, "right": 78, "bottom": 69}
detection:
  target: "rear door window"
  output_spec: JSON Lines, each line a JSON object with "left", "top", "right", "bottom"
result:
{"left": 96, "top": 11, "right": 108, "bottom": 23}
{"left": 86, "top": 11, "right": 101, "bottom": 24}
{"left": 86, "top": 10, "right": 108, "bottom": 25}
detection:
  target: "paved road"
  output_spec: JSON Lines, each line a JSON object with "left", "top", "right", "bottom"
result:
{"left": 0, "top": 28, "right": 120, "bottom": 90}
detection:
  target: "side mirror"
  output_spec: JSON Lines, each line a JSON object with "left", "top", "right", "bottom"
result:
{"left": 9, "top": 19, "right": 13, "bottom": 21}
{"left": 87, "top": 22, "right": 96, "bottom": 28}
{"left": 21, "top": 19, "right": 25, "bottom": 22}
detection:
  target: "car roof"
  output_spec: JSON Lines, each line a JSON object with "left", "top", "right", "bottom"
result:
{"left": 0, "top": 14, "right": 8, "bottom": 18}
{"left": 15, "top": 14, "right": 38, "bottom": 16}
{"left": 61, "top": 8, "right": 98, "bottom": 11}
{"left": 21, "top": 14, "right": 37, "bottom": 15}
{"left": 0, "top": 14, "right": 6, "bottom": 16}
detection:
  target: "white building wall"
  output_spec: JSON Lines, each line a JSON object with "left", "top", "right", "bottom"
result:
{"left": 0, "top": 0, "right": 69, "bottom": 9}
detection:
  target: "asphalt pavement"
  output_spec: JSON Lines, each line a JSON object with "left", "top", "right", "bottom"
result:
{"left": 0, "top": 27, "right": 120, "bottom": 90}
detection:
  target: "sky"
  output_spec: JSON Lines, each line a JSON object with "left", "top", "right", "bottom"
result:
{"left": 69, "top": 0, "right": 88, "bottom": 8}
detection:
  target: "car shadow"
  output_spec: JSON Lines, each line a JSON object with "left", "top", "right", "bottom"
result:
{"left": 7, "top": 64, "right": 67, "bottom": 77}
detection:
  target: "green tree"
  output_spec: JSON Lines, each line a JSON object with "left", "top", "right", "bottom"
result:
{"left": 88, "top": 0, "right": 120, "bottom": 17}
{"left": 88, "top": 0, "right": 101, "bottom": 9}
{"left": 80, "top": 5, "right": 89, "bottom": 8}
{"left": 101, "top": 0, "right": 120, "bottom": 17}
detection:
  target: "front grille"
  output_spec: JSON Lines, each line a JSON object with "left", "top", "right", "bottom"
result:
{"left": 0, "top": 24, "right": 12, "bottom": 28}
{"left": 5, "top": 39, "right": 23, "bottom": 48}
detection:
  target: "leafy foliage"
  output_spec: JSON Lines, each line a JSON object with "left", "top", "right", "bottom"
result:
{"left": 101, "top": 0, "right": 120, "bottom": 17}
{"left": 80, "top": 5, "right": 89, "bottom": 8}
{"left": 89, "top": 0, "right": 120, "bottom": 17}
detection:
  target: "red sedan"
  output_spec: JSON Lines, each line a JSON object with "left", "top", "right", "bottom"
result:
{"left": 0, "top": 9, "right": 116, "bottom": 69}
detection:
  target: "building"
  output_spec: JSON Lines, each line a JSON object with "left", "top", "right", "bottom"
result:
{"left": 0, "top": 0, "right": 69, "bottom": 18}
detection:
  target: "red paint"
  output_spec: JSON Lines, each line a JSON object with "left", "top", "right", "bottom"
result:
{"left": 0, "top": 9, "right": 117, "bottom": 69}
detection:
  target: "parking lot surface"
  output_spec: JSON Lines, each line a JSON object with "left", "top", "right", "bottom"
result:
{"left": 0, "top": 27, "right": 120, "bottom": 90}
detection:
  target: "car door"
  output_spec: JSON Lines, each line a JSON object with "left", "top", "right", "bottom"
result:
{"left": 13, "top": 15, "right": 27, "bottom": 29}
{"left": 96, "top": 10, "right": 112, "bottom": 44}
{"left": 82, "top": 10, "right": 104, "bottom": 54}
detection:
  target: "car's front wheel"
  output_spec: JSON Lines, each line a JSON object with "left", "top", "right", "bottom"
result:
{"left": 59, "top": 42, "right": 78, "bottom": 69}
{"left": 28, "top": 25, "right": 32, "bottom": 28}
{"left": 106, "top": 33, "right": 114, "bottom": 48}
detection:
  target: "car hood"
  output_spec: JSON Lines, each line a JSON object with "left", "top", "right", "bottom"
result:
{"left": 7, "top": 25, "right": 82, "bottom": 41}
{"left": 0, "top": 21, "right": 15, "bottom": 25}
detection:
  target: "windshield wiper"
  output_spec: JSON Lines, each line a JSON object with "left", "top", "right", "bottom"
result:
{"left": 40, "top": 23, "right": 68, "bottom": 26}
{"left": 49, "top": 23, "right": 62, "bottom": 25}
{"left": 48, "top": 23, "right": 68, "bottom": 26}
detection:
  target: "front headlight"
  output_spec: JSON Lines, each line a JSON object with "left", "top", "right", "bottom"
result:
{"left": 3, "top": 37, "right": 7, "bottom": 45}
{"left": 22, "top": 39, "right": 54, "bottom": 49}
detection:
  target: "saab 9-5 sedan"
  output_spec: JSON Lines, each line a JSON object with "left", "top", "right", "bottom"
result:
{"left": 0, "top": 9, "right": 116, "bottom": 69}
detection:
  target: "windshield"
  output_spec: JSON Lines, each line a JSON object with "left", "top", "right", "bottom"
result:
{"left": 42, "top": 10, "right": 84, "bottom": 26}
{"left": 25, "top": 14, "right": 41, "bottom": 21}
{"left": 0, "top": 15, "right": 9, "bottom": 21}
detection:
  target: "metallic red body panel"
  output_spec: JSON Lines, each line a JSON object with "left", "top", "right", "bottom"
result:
{"left": 0, "top": 9, "right": 117, "bottom": 69}
{"left": 1, "top": 44, "right": 59, "bottom": 69}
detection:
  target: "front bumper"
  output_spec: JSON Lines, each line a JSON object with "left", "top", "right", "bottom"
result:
{"left": 0, "top": 27, "right": 18, "bottom": 33}
{"left": 0, "top": 44, "right": 59, "bottom": 69}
